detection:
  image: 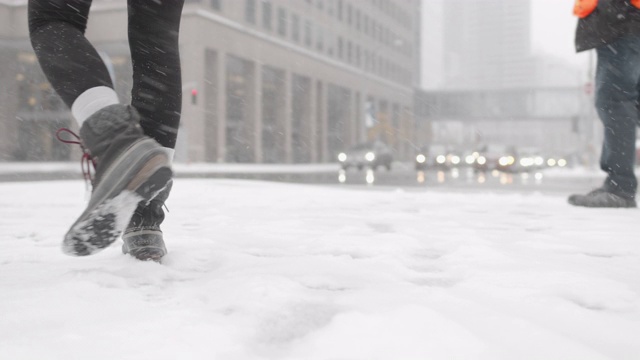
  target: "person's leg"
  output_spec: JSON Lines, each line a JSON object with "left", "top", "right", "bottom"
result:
{"left": 28, "top": 0, "right": 173, "bottom": 256}
{"left": 28, "top": 0, "right": 119, "bottom": 124}
{"left": 122, "top": 0, "right": 184, "bottom": 261}
{"left": 595, "top": 34, "right": 640, "bottom": 198}
{"left": 128, "top": 0, "right": 184, "bottom": 151}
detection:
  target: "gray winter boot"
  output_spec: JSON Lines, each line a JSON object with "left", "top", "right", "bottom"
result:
{"left": 568, "top": 187, "right": 637, "bottom": 208}
{"left": 122, "top": 181, "right": 172, "bottom": 261}
{"left": 62, "top": 104, "right": 173, "bottom": 256}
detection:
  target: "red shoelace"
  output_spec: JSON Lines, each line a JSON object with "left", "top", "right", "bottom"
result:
{"left": 55, "top": 128, "right": 96, "bottom": 187}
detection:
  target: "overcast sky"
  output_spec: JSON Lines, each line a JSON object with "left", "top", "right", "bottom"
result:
{"left": 531, "top": 0, "right": 590, "bottom": 67}
{"left": 421, "top": 0, "right": 591, "bottom": 88}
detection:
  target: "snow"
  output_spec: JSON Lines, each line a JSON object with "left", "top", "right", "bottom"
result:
{"left": 1, "top": 178, "right": 639, "bottom": 360}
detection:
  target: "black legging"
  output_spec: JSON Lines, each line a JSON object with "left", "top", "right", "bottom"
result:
{"left": 28, "top": 0, "right": 184, "bottom": 149}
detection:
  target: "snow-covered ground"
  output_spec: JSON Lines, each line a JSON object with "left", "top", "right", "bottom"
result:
{"left": 1, "top": 178, "right": 639, "bottom": 360}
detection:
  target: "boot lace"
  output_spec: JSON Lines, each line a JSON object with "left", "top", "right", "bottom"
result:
{"left": 56, "top": 128, "right": 96, "bottom": 190}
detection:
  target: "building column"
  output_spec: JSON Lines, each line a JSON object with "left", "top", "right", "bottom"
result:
{"left": 309, "top": 78, "right": 318, "bottom": 163}
{"left": 253, "top": 62, "right": 263, "bottom": 163}
{"left": 217, "top": 53, "right": 227, "bottom": 163}
{"left": 348, "top": 89, "right": 357, "bottom": 147}
{"left": 317, "top": 80, "right": 328, "bottom": 162}
{"left": 284, "top": 70, "right": 293, "bottom": 163}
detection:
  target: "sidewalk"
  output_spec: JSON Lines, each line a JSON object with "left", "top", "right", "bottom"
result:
{"left": 0, "top": 161, "right": 341, "bottom": 182}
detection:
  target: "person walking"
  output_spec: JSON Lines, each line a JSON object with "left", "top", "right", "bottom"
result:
{"left": 28, "top": 0, "right": 185, "bottom": 260}
{"left": 569, "top": 0, "right": 640, "bottom": 208}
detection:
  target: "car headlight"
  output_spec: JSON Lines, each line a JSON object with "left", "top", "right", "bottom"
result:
{"left": 499, "top": 156, "right": 515, "bottom": 166}
{"left": 436, "top": 155, "right": 446, "bottom": 164}
{"left": 365, "top": 152, "right": 376, "bottom": 162}
{"left": 557, "top": 158, "right": 567, "bottom": 167}
{"left": 338, "top": 153, "right": 347, "bottom": 162}
{"left": 547, "top": 158, "right": 556, "bottom": 167}
{"left": 416, "top": 154, "right": 426, "bottom": 163}
{"left": 451, "top": 155, "right": 460, "bottom": 165}
{"left": 520, "top": 157, "right": 534, "bottom": 167}
{"left": 477, "top": 156, "right": 486, "bottom": 165}
{"left": 465, "top": 155, "right": 475, "bottom": 164}
{"left": 534, "top": 156, "right": 544, "bottom": 166}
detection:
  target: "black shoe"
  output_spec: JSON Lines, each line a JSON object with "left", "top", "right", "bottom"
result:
{"left": 122, "top": 181, "right": 172, "bottom": 261}
{"left": 62, "top": 105, "right": 173, "bottom": 256}
{"left": 568, "top": 188, "right": 637, "bottom": 208}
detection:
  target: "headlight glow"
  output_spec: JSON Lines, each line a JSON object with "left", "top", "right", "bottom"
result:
{"left": 477, "top": 156, "right": 486, "bottom": 165}
{"left": 534, "top": 156, "right": 544, "bottom": 166}
{"left": 557, "top": 159, "right": 567, "bottom": 167}
{"left": 338, "top": 153, "right": 347, "bottom": 162}
{"left": 365, "top": 152, "right": 376, "bottom": 162}
{"left": 436, "top": 155, "right": 446, "bottom": 164}
{"left": 451, "top": 155, "right": 461, "bottom": 165}
{"left": 547, "top": 158, "right": 557, "bottom": 167}
{"left": 499, "top": 156, "right": 514, "bottom": 166}
{"left": 416, "top": 154, "right": 426, "bottom": 163}
{"left": 465, "top": 155, "right": 475, "bottom": 164}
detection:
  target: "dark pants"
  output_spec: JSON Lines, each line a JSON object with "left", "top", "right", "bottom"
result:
{"left": 595, "top": 34, "right": 640, "bottom": 198}
{"left": 28, "top": 0, "right": 184, "bottom": 149}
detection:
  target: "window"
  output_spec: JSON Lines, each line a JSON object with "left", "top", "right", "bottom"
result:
{"left": 277, "top": 7, "right": 287, "bottom": 36}
{"left": 291, "top": 14, "right": 300, "bottom": 43}
{"left": 262, "top": 0, "right": 272, "bottom": 30}
{"left": 316, "top": 26, "right": 324, "bottom": 52}
{"left": 245, "top": 0, "right": 256, "bottom": 24}
{"left": 304, "top": 20, "right": 312, "bottom": 47}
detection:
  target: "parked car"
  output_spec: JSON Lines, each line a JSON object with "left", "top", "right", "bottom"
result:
{"left": 338, "top": 141, "right": 393, "bottom": 171}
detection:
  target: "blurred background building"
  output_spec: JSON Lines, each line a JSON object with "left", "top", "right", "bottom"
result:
{"left": 419, "top": 0, "right": 591, "bottom": 162}
{"left": 0, "top": 0, "right": 421, "bottom": 163}
{"left": 0, "top": 0, "right": 595, "bottom": 166}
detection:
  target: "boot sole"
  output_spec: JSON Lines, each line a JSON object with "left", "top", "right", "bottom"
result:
{"left": 62, "top": 139, "right": 172, "bottom": 256}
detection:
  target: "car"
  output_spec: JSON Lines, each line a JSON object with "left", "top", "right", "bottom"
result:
{"left": 338, "top": 141, "right": 393, "bottom": 171}
{"left": 414, "top": 145, "right": 430, "bottom": 170}
{"left": 473, "top": 144, "right": 518, "bottom": 173}
{"left": 516, "top": 147, "right": 545, "bottom": 172}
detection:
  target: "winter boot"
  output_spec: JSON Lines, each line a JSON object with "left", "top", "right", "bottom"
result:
{"left": 122, "top": 181, "right": 172, "bottom": 261}
{"left": 568, "top": 187, "right": 637, "bottom": 208}
{"left": 62, "top": 104, "right": 173, "bottom": 256}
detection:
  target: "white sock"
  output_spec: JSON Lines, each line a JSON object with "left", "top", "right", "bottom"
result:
{"left": 71, "top": 86, "right": 119, "bottom": 127}
{"left": 164, "top": 147, "right": 175, "bottom": 165}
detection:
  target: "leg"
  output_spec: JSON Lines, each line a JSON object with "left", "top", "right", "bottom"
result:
{"left": 128, "top": 0, "right": 185, "bottom": 150}
{"left": 595, "top": 34, "right": 640, "bottom": 198}
{"left": 122, "top": 0, "right": 184, "bottom": 261}
{"left": 28, "top": 0, "right": 118, "bottom": 118}
{"left": 29, "top": 0, "right": 173, "bottom": 256}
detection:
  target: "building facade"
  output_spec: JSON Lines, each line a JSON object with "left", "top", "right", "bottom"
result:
{"left": 441, "top": 0, "right": 533, "bottom": 90}
{"left": 0, "top": 0, "right": 421, "bottom": 163}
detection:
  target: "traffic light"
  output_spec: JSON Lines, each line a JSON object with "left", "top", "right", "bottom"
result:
{"left": 191, "top": 88, "right": 198, "bottom": 105}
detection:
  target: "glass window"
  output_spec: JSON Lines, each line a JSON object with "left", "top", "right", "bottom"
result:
{"left": 245, "top": 0, "right": 256, "bottom": 24}
{"left": 304, "top": 20, "right": 312, "bottom": 47}
{"left": 291, "top": 14, "right": 300, "bottom": 43}
{"left": 277, "top": 7, "right": 287, "bottom": 37}
{"left": 262, "top": 0, "right": 272, "bottom": 30}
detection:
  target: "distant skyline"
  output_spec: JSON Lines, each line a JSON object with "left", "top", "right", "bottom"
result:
{"left": 421, "top": 0, "right": 591, "bottom": 89}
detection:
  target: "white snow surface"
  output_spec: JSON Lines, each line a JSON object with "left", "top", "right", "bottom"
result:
{"left": 1, "top": 179, "right": 640, "bottom": 360}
